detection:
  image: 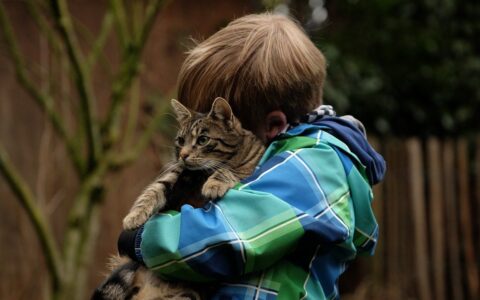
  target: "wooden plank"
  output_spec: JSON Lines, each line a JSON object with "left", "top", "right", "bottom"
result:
{"left": 443, "top": 140, "right": 464, "bottom": 300}
{"left": 426, "top": 138, "right": 446, "bottom": 300}
{"left": 385, "top": 140, "right": 400, "bottom": 289}
{"left": 476, "top": 136, "right": 480, "bottom": 266}
{"left": 406, "top": 138, "right": 431, "bottom": 300}
{"left": 369, "top": 136, "right": 385, "bottom": 283}
{"left": 397, "top": 140, "right": 411, "bottom": 294}
{"left": 456, "top": 139, "right": 479, "bottom": 299}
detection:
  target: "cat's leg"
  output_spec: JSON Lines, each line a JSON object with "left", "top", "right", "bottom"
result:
{"left": 201, "top": 169, "right": 238, "bottom": 199}
{"left": 123, "top": 163, "right": 184, "bottom": 230}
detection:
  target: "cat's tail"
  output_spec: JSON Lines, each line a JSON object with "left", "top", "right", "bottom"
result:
{"left": 92, "top": 255, "right": 202, "bottom": 300}
{"left": 91, "top": 256, "right": 141, "bottom": 300}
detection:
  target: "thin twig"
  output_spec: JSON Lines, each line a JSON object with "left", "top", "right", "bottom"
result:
{"left": 86, "top": 9, "right": 114, "bottom": 72}
{"left": 0, "top": 3, "right": 84, "bottom": 175}
{"left": 109, "top": 0, "right": 130, "bottom": 48}
{"left": 0, "top": 145, "right": 63, "bottom": 290}
{"left": 122, "top": 78, "right": 141, "bottom": 149}
{"left": 61, "top": 157, "right": 109, "bottom": 294}
{"left": 50, "top": 0, "right": 101, "bottom": 169}
{"left": 110, "top": 98, "right": 170, "bottom": 169}
{"left": 102, "top": 0, "right": 167, "bottom": 146}
{"left": 26, "top": 0, "right": 63, "bottom": 55}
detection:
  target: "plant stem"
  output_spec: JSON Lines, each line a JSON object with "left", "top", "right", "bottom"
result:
{"left": 102, "top": 0, "right": 167, "bottom": 147}
{"left": 86, "top": 10, "right": 114, "bottom": 72}
{"left": 50, "top": 0, "right": 101, "bottom": 170}
{"left": 0, "top": 146, "right": 63, "bottom": 292}
{"left": 0, "top": 2, "right": 84, "bottom": 176}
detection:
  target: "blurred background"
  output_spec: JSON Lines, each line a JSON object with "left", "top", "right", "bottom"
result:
{"left": 0, "top": 0, "right": 479, "bottom": 299}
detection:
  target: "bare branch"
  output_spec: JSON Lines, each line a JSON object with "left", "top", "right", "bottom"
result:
{"left": 0, "top": 145, "right": 63, "bottom": 290}
{"left": 122, "top": 78, "right": 141, "bottom": 149}
{"left": 137, "top": 0, "right": 169, "bottom": 45}
{"left": 0, "top": 3, "right": 84, "bottom": 175}
{"left": 26, "top": 0, "right": 62, "bottom": 55}
{"left": 109, "top": 0, "right": 130, "bottom": 48}
{"left": 49, "top": 0, "right": 101, "bottom": 169}
{"left": 102, "top": 0, "right": 167, "bottom": 147}
{"left": 62, "top": 157, "right": 109, "bottom": 288}
{"left": 86, "top": 9, "right": 114, "bottom": 72}
{"left": 109, "top": 98, "right": 170, "bottom": 169}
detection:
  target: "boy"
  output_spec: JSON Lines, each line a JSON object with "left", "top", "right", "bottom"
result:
{"left": 119, "top": 13, "right": 385, "bottom": 299}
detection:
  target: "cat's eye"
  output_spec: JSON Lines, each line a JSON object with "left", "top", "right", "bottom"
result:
{"left": 197, "top": 135, "right": 210, "bottom": 146}
{"left": 176, "top": 136, "right": 185, "bottom": 146}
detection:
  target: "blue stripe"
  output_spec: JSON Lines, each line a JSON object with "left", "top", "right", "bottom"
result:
{"left": 332, "top": 147, "right": 353, "bottom": 176}
{"left": 246, "top": 152, "right": 328, "bottom": 212}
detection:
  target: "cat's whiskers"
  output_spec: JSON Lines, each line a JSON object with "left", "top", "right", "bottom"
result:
{"left": 158, "top": 161, "right": 183, "bottom": 176}
{"left": 200, "top": 160, "right": 238, "bottom": 182}
{"left": 183, "top": 159, "right": 232, "bottom": 179}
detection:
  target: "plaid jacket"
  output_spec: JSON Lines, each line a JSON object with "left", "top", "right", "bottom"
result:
{"left": 138, "top": 123, "right": 381, "bottom": 300}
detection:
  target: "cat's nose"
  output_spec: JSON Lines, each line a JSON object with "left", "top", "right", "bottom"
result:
{"left": 179, "top": 150, "right": 190, "bottom": 160}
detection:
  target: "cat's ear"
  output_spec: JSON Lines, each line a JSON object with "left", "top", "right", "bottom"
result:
{"left": 171, "top": 99, "right": 191, "bottom": 123}
{"left": 208, "top": 97, "right": 233, "bottom": 124}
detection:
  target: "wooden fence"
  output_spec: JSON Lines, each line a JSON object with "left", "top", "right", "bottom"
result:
{"left": 1, "top": 135, "right": 479, "bottom": 299}
{"left": 342, "top": 137, "right": 480, "bottom": 300}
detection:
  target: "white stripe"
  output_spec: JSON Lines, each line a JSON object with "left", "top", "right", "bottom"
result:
{"left": 356, "top": 225, "right": 378, "bottom": 245}
{"left": 316, "top": 130, "right": 322, "bottom": 145}
{"left": 254, "top": 271, "right": 265, "bottom": 300}
{"left": 314, "top": 192, "right": 350, "bottom": 220}
{"left": 247, "top": 213, "right": 308, "bottom": 243}
{"left": 157, "top": 213, "right": 174, "bottom": 217}
{"left": 300, "top": 245, "right": 321, "bottom": 300}
{"left": 239, "top": 150, "right": 300, "bottom": 190}
{"left": 153, "top": 213, "right": 309, "bottom": 271}
{"left": 152, "top": 240, "right": 234, "bottom": 270}
{"left": 212, "top": 202, "right": 246, "bottom": 263}
{"left": 223, "top": 283, "right": 278, "bottom": 296}
{"left": 292, "top": 154, "right": 350, "bottom": 236}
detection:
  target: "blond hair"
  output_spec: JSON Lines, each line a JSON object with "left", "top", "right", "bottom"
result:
{"left": 177, "top": 13, "right": 326, "bottom": 132}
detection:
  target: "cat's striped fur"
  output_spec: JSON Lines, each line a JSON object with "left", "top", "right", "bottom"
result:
{"left": 122, "top": 97, "right": 265, "bottom": 229}
{"left": 93, "top": 98, "right": 265, "bottom": 299}
{"left": 92, "top": 255, "right": 201, "bottom": 300}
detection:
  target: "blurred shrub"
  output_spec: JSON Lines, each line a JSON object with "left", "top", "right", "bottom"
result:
{"left": 289, "top": 0, "right": 480, "bottom": 136}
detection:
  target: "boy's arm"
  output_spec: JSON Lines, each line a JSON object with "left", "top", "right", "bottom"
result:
{"left": 119, "top": 142, "right": 371, "bottom": 282}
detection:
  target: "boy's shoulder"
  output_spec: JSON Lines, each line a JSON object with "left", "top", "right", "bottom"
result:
{"left": 259, "top": 123, "right": 355, "bottom": 164}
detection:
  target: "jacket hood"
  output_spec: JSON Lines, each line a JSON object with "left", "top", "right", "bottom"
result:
{"left": 313, "top": 117, "right": 386, "bottom": 185}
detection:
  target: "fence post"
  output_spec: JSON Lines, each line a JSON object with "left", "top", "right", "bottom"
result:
{"left": 457, "top": 139, "right": 479, "bottom": 299}
{"left": 443, "top": 140, "right": 464, "bottom": 300}
{"left": 369, "top": 137, "right": 385, "bottom": 284}
{"left": 426, "top": 138, "right": 446, "bottom": 300}
{"left": 476, "top": 136, "right": 480, "bottom": 272}
{"left": 406, "top": 138, "right": 431, "bottom": 300}
{"left": 384, "top": 140, "right": 401, "bottom": 294}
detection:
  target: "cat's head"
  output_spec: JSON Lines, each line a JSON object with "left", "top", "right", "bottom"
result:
{"left": 171, "top": 97, "right": 243, "bottom": 170}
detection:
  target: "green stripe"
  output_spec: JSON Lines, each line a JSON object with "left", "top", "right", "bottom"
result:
{"left": 141, "top": 212, "right": 183, "bottom": 267}
{"left": 259, "top": 136, "right": 316, "bottom": 164}
{"left": 152, "top": 260, "right": 212, "bottom": 282}
{"left": 219, "top": 190, "right": 305, "bottom": 273}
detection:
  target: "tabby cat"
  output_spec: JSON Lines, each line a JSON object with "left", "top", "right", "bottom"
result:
{"left": 92, "top": 97, "right": 265, "bottom": 299}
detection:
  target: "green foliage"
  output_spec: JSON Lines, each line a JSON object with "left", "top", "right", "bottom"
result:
{"left": 309, "top": 0, "right": 480, "bottom": 136}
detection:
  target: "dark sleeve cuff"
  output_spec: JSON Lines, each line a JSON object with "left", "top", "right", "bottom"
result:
{"left": 117, "top": 225, "right": 144, "bottom": 263}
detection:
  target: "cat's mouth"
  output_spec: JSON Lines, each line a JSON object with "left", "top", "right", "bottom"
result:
{"left": 180, "top": 159, "right": 209, "bottom": 171}
{"left": 184, "top": 165, "right": 207, "bottom": 171}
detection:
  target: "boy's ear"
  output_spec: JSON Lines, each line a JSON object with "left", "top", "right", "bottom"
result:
{"left": 171, "top": 99, "right": 191, "bottom": 122}
{"left": 265, "top": 111, "right": 287, "bottom": 141}
{"left": 208, "top": 97, "right": 233, "bottom": 123}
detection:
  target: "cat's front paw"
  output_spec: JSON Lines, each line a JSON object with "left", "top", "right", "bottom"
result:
{"left": 123, "top": 210, "right": 149, "bottom": 230}
{"left": 201, "top": 178, "right": 234, "bottom": 199}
